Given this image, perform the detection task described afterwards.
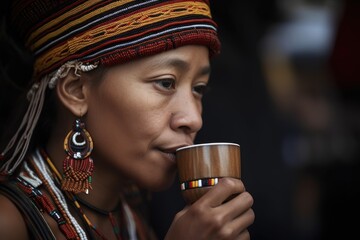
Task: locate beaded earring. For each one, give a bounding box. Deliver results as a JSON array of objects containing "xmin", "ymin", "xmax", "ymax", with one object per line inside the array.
[{"xmin": 62, "ymin": 118, "xmax": 94, "ymax": 194}]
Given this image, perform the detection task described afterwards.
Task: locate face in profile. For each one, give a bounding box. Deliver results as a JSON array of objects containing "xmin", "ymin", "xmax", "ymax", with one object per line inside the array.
[{"xmin": 86, "ymin": 45, "xmax": 211, "ymax": 190}]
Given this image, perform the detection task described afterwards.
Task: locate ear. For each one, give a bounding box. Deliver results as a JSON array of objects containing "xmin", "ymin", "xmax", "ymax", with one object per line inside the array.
[{"xmin": 56, "ymin": 71, "xmax": 89, "ymax": 116}]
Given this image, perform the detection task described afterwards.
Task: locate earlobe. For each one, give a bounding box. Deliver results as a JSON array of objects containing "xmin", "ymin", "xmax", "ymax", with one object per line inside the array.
[{"xmin": 56, "ymin": 71, "xmax": 89, "ymax": 116}]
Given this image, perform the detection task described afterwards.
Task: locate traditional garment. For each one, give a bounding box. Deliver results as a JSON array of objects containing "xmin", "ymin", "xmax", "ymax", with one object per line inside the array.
[{"xmin": 1, "ymin": 148, "xmax": 157, "ymax": 240}]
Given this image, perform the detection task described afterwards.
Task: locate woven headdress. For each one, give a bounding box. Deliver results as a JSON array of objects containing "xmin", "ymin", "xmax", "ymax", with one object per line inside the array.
[{"xmin": 0, "ymin": 0, "xmax": 220, "ymax": 175}]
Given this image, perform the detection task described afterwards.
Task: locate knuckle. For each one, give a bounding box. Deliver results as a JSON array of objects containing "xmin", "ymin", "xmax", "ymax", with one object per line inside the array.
[
  {"xmin": 189, "ymin": 204, "xmax": 206, "ymax": 216},
  {"xmin": 220, "ymin": 178, "xmax": 237, "ymax": 188},
  {"xmin": 248, "ymin": 208, "xmax": 255, "ymax": 224},
  {"xmin": 245, "ymin": 208, "xmax": 255, "ymax": 226},
  {"xmin": 217, "ymin": 226, "xmax": 236, "ymax": 240},
  {"xmin": 239, "ymin": 229, "xmax": 250, "ymax": 240},
  {"xmin": 220, "ymin": 178, "xmax": 246, "ymax": 194},
  {"xmin": 211, "ymin": 213, "xmax": 226, "ymax": 230},
  {"xmin": 188, "ymin": 204, "xmax": 213, "ymax": 224},
  {"xmin": 242, "ymin": 209, "xmax": 255, "ymax": 229},
  {"xmin": 242, "ymin": 191, "xmax": 254, "ymax": 206}
]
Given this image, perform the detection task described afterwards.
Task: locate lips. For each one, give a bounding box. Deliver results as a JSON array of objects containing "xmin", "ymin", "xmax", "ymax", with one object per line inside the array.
[{"xmin": 158, "ymin": 144, "xmax": 190, "ymax": 163}]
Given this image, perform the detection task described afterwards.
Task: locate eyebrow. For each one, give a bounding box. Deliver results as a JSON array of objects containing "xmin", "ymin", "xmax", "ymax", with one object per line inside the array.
[{"xmin": 149, "ymin": 57, "xmax": 211, "ymax": 77}]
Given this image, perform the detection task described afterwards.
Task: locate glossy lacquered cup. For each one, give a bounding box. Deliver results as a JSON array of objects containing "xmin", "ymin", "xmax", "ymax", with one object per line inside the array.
[{"xmin": 176, "ymin": 142, "xmax": 241, "ymax": 204}]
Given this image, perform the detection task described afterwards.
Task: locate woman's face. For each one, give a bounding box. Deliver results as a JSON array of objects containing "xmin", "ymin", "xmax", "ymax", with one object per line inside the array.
[{"xmin": 86, "ymin": 45, "xmax": 210, "ymax": 190}]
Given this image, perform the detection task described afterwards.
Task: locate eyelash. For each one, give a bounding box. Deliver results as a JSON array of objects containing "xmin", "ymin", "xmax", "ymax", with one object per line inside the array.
[
  {"xmin": 154, "ymin": 79, "xmax": 208, "ymax": 97},
  {"xmin": 155, "ymin": 79, "xmax": 176, "ymax": 91},
  {"xmin": 193, "ymin": 84, "xmax": 208, "ymax": 97}
]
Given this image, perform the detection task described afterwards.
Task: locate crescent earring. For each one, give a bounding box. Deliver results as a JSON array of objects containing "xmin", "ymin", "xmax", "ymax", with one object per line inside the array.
[{"xmin": 62, "ymin": 118, "xmax": 94, "ymax": 194}]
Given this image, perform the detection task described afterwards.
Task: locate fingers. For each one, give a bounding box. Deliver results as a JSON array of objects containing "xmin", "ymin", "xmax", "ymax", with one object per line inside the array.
[
  {"xmin": 195, "ymin": 178, "xmax": 255, "ymax": 239},
  {"xmin": 236, "ymin": 229, "xmax": 251, "ymax": 240},
  {"xmin": 226, "ymin": 208, "xmax": 255, "ymax": 238},
  {"xmin": 217, "ymin": 229, "xmax": 250, "ymax": 240},
  {"xmin": 206, "ymin": 207, "xmax": 254, "ymax": 240},
  {"xmin": 177, "ymin": 178, "xmax": 255, "ymax": 240},
  {"xmin": 221, "ymin": 190, "xmax": 254, "ymax": 221},
  {"xmin": 209, "ymin": 198, "xmax": 255, "ymax": 239},
  {"xmin": 198, "ymin": 177, "xmax": 246, "ymax": 207}
]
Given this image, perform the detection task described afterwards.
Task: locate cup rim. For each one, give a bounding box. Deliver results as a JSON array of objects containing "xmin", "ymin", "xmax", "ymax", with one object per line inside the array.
[{"xmin": 176, "ymin": 142, "xmax": 240, "ymax": 152}]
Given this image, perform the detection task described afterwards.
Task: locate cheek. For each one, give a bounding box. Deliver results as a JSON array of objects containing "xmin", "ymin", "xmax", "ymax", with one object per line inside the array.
[{"xmin": 86, "ymin": 85, "xmax": 167, "ymax": 165}]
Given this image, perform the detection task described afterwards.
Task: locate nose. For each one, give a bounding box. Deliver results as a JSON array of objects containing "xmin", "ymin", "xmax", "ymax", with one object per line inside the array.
[{"xmin": 170, "ymin": 94, "xmax": 203, "ymax": 134}]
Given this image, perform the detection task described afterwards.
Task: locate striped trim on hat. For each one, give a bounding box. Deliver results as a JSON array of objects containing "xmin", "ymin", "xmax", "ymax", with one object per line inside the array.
[{"xmin": 10, "ymin": 0, "xmax": 220, "ymax": 80}]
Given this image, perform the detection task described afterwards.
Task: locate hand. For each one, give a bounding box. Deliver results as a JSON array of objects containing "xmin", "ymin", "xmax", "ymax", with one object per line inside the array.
[{"xmin": 164, "ymin": 178, "xmax": 255, "ymax": 240}]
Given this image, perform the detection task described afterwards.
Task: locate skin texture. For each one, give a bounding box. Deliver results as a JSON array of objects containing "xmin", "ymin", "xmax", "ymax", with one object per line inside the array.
[
  {"xmin": 0, "ymin": 45, "xmax": 254, "ymax": 239},
  {"xmin": 0, "ymin": 194, "xmax": 29, "ymax": 240},
  {"xmin": 85, "ymin": 45, "xmax": 209, "ymax": 191}
]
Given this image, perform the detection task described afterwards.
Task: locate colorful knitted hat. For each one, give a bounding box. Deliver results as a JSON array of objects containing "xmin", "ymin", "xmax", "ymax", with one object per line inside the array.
[
  {"xmin": 0, "ymin": 0, "xmax": 221, "ymax": 175},
  {"xmin": 10, "ymin": 0, "xmax": 220, "ymax": 80}
]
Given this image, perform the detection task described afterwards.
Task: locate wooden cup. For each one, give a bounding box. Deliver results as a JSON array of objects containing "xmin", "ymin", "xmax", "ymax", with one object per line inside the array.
[{"xmin": 176, "ymin": 142, "xmax": 241, "ymax": 204}]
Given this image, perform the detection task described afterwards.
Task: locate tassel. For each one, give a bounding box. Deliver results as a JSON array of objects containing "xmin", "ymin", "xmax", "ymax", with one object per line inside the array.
[
  {"xmin": 62, "ymin": 156, "xmax": 93, "ymax": 194},
  {"xmin": 62, "ymin": 119, "xmax": 94, "ymax": 194}
]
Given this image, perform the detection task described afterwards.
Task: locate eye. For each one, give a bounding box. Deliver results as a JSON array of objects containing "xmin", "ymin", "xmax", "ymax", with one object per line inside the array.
[
  {"xmin": 154, "ymin": 78, "xmax": 176, "ymax": 90},
  {"xmin": 193, "ymin": 83, "xmax": 209, "ymax": 97}
]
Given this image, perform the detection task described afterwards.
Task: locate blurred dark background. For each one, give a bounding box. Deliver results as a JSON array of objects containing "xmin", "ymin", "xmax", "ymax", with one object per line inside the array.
[
  {"xmin": 150, "ymin": 0, "xmax": 360, "ymax": 240},
  {"xmin": 1, "ymin": 0, "xmax": 359, "ymax": 239}
]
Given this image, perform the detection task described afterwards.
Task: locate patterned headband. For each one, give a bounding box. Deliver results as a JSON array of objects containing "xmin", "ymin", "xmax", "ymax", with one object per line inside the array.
[
  {"xmin": 1, "ymin": 0, "xmax": 220, "ymax": 175},
  {"xmin": 10, "ymin": 0, "xmax": 221, "ymax": 80}
]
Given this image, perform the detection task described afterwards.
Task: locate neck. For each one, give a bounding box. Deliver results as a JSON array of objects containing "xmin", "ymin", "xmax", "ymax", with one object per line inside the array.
[{"xmin": 76, "ymin": 163, "xmax": 124, "ymax": 212}]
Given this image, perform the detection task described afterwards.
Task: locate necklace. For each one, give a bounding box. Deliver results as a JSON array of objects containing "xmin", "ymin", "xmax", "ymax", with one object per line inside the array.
[
  {"xmin": 76, "ymin": 197, "xmax": 121, "ymax": 216},
  {"xmin": 39, "ymin": 148, "xmax": 124, "ymax": 240}
]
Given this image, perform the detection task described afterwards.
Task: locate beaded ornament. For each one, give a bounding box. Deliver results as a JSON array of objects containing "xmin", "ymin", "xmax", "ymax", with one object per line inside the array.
[
  {"xmin": 180, "ymin": 177, "xmax": 220, "ymax": 190},
  {"xmin": 62, "ymin": 119, "xmax": 94, "ymax": 194}
]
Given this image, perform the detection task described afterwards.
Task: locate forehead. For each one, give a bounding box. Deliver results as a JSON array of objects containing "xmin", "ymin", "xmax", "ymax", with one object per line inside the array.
[
  {"xmin": 91, "ymin": 46, "xmax": 210, "ymax": 88},
  {"xmin": 114, "ymin": 45, "xmax": 210, "ymax": 71}
]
